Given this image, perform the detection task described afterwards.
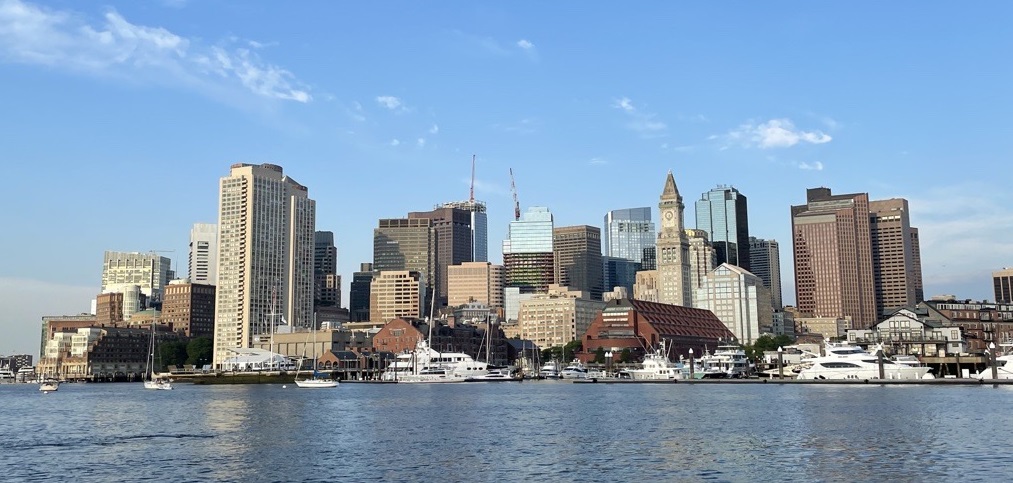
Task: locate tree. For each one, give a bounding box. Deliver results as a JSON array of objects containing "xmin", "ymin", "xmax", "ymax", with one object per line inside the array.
[
  {"xmin": 186, "ymin": 337, "xmax": 214, "ymax": 367},
  {"xmin": 744, "ymin": 334, "xmax": 795, "ymax": 361},
  {"xmin": 619, "ymin": 347, "xmax": 632, "ymax": 363},
  {"xmin": 157, "ymin": 341, "xmax": 188, "ymax": 371},
  {"xmin": 593, "ymin": 346, "xmax": 606, "ymax": 364},
  {"xmin": 563, "ymin": 340, "xmax": 582, "ymax": 361}
]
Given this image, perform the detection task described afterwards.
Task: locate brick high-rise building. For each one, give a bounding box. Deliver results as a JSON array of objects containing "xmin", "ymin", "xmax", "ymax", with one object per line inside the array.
[
  {"xmin": 213, "ymin": 163, "xmax": 315, "ymax": 367},
  {"xmin": 791, "ymin": 188, "xmax": 876, "ymax": 327},
  {"xmin": 373, "ymin": 218, "xmax": 435, "ymax": 307},
  {"xmin": 162, "ymin": 279, "xmax": 216, "ymax": 337},
  {"xmin": 553, "ymin": 225, "xmax": 604, "ymax": 301}
]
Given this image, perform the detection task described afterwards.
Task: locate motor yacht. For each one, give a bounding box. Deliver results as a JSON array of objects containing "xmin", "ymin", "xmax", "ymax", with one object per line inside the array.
[
  {"xmin": 972, "ymin": 354, "xmax": 1013, "ymax": 380},
  {"xmin": 796, "ymin": 342, "xmax": 932, "ymax": 380},
  {"xmin": 621, "ymin": 341, "xmax": 686, "ymax": 381},
  {"xmin": 465, "ymin": 368, "xmax": 521, "ymax": 382},
  {"xmin": 559, "ymin": 360, "xmax": 589, "ymax": 379},
  {"xmin": 381, "ymin": 338, "xmax": 489, "ymax": 383},
  {"xmin": 538, "ymin": 361, "xmax": 561, "ymax": 379},
  {"xmin": 698, "ymin": 343, "xmax": 752, "ymax": 378}
]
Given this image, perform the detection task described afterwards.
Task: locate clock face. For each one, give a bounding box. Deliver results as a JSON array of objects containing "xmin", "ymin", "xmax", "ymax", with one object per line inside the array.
[
  {"xmin": 664, "ymin": 210, "xmax": 674, "ymax": 220},
  {"xmin": 663, "ymin": 209, "xmax": 675, "ymax": 226}
]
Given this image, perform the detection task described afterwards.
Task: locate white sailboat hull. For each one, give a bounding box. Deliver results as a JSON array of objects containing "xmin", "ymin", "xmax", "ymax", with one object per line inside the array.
[
  {"xmin": 144, "ymin": 379, "xmax": 173, "ymax": 390},
  {"xmin": 294, "ymin": 378, "xmax": 338, "ymax": 388}
]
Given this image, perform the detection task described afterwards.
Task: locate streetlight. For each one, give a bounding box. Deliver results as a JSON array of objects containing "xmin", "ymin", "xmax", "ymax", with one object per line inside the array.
[
  {"xmin": 990, "ymin": 342, "xmax": 998, "ymax": 380},
  {"xmin": 605, "ymin": 350, "xmax": 613, "ymax": 375},
  {"xmin": 777, "ymin": 346, "xmax": 784, "ymax": 380},
  {"xmin": 688, "ymin": 348, "xmax": 695, "ymax": 379}
]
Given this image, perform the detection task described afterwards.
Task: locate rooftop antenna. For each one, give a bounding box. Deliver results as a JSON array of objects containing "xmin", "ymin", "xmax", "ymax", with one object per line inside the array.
[
  {"xmin": 469, "ymin": 154, "xmax": 476, "ymax": 203},
  {"xmin": 509, "ymin": 168, "xmax": 520, "ymax": 220}
]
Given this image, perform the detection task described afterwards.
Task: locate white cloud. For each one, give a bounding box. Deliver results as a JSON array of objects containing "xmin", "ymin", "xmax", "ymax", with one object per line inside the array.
[
  {"xmin": 517, "ymin": 39, "xmax": 534, "ymax": 50},
  {"xmin": 720, "ymin": 118, "xmax": 832, "ymax": 149},
  {"xmin": 798, "ymin": 161, "xmax": 824, "ymax": 171},
  {"xmin": 429, "ymin": 124, "xmax": 439, "ymax": 134},
  {"xmin": 612, "ymin": 97, "xmax": 635, "ymax": 112},
  {"xmin": 589, "ymin": 157, "xmax": 608, "ymax": 166},
  {"xmin": 375, "ymin": 95, "xmax": 403, "ymax": 110},
  {"xmin": 0, "ymin": 0, "xmax": 311, "ymax": 103},
  {"xmin": 417, "ymin": 138, "xmax": 426, "ymax": 148},
  {"xmin": 389, "ymin": 138, "xmax": 400, "ymax": 146}
]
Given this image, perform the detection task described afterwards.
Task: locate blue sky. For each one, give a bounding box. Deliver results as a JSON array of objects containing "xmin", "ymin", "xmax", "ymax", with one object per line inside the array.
[{"xmin": 2, "ymin": 1, "xmax": 1011, "ymax": 356}]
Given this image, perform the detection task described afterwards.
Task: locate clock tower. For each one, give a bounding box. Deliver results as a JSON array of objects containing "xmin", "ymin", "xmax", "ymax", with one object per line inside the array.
[{"xmin": 657, "ymin": 170, "xmax": 692, "ymax": 306}]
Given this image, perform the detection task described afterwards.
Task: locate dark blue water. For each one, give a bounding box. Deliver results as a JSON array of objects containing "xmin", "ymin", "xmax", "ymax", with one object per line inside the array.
[{"xmin": 2, "ymin": 381, "xmax": 1011, "ymax": 482}]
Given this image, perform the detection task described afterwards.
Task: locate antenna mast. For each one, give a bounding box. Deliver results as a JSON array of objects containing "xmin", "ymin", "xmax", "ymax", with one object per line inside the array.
[
  {"xmin": 469, "ymin": 154, "xmax": 476, "ymax": 203},
  {"xmin": 509, "ymin": 168, "xmax": 520, "ymax": 220}
]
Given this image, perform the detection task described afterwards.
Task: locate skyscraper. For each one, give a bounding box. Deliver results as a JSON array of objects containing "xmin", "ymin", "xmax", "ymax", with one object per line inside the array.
[
  {"xmin": 408, "ymin": 207, "xmax": 474, "ymax": 308},
  {"xmin": 373, "ymin": 217, "xmax": 435, "ymax": 294},
  {"xmin": 869, "ymin": 198, "xmax": 923, "ymax": 314},
  {"xmin": 503, "ymin": 206, "xmax": 554, "ymax": 293},
  {"xmin": 314, "ymin": 231, "xmax": 340, "ymax": 310},
  {"xmin": 995, "ymin": 268, "xmax": 1013, "ymax": 304},
  {"xmin": 349, "ymin": 262, "xmax": 375, "ymax": 322},
  {"xmin": 791, "ymin": 187, "xmax": 875, "ymax": 327},
  {"xmin": 370, "ymin": 271, "xmax": 424, "ymax": 322},
  {"xmin": 438, "ymin": 200, "xmax": 488, "ymax": 262},
  {"xmin": 448, "ymin": 261, "xmax": 505, "ymax": 309},
  {"xmin": 553, "ymin": 225, "xmax": 604, "ymax": 300},
  {"xmin": 101, "ymin": 251, "xmax": 175, "ymax": 304},
  {"xmin": 603, "ymin": 207, "xmax": 656, "ymax": 264},
  {"xmin": 748, "ymin": 236, "xmax": 782, "ymax": 310},
  {"xmin": 213, "ymin": 163, "xmax": 315, "ymax": 367},
  {"xmin": 189, "ymin": 223, "xmax": 218, "ymax": 285},
  {"xmin": 656, "ymin": 171, "xmax": 692, "ymax": 306},
  {"xmin": 695, "ymin": 185, "xmax": 750, "ymax": 271}
]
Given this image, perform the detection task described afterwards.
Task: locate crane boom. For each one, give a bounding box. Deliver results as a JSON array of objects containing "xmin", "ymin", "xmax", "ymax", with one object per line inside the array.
[
  {"xmin": 469, "ymin": 154, "xmax": 476, "ymax": 203},
  {"xmin": 509, "ymin": 168, "xmax": 520, "ymax": 220}
]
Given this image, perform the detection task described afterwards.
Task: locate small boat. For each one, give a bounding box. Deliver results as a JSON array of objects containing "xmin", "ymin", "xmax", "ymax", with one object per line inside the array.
[
  {"xmin": 39, "ymin": 378, "xmax": 60, "ymax": 392},
  {"xmin": 143, "ymin": 323, "xmax": 173, "ymax": 390},
  {"xmin": 294, "ymin": 320, "xmax": 338, "ymax": 388}
]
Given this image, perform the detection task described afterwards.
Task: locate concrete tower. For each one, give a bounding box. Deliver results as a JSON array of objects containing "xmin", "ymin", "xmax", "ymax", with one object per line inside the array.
[
  {"xmin": 656, "ymin": 171, "xmax": 692, "ymax": 306},
  {"xmin": 213, "ymin": 163, "xmax": 315, "ymax": 367},
  {"xmin": 189, "ymin": 223, "xmax": 218, "ymax": 285}
]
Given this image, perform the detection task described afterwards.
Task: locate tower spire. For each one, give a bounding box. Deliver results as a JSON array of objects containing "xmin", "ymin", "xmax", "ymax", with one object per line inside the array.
[{"xmin": 661, "ymin": 170, "xmax": 680, "ymax": 199}]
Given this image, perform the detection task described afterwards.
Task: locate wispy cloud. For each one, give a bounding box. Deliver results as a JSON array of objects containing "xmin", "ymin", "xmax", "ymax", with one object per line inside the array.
[
  {"xmin": 389, "ymin": 138, "xmax": 400, "ymax": 146},
  {"xmin": 798, "ymin": 161, "xmax": 824, "ymax": 171},
  {"xmin": 717, "ymin": 118, "xmax": 831, "ymax": 149},
  {"xmin": 416, "ymin": 138, "xmax": 426, "ymax": 148},
  {"xmin": 589, "ymin": 157, "xmax": 608, "ymax": 166},
  {"xmin": 375, "ymin": 95, "xmax": 403, "ymax": 111},
  {"xmin": 612, "ymin": 96, "xmax": 667, "ymax": 138},
  {"xmin": 517, "ymin": 39, "xmax": 534, "ymax": 50},
  {"xmin": 429, "ymin": 124, "xmax": 439, "ymax": 134},
  {"xmin": 0, "ymin": 0, "xmax": 311, "ymax": 103}
]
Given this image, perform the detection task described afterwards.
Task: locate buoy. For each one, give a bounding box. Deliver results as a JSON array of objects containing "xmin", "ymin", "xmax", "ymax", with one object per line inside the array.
[{"xmin": 282, "ymin": 385, "xmax": 287, "ymax": 388}]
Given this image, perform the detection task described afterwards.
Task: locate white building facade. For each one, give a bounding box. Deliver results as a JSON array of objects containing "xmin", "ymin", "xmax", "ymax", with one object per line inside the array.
[{"xmin": 695, "ymin": 263, "xmax": 772, "ymax": 344}]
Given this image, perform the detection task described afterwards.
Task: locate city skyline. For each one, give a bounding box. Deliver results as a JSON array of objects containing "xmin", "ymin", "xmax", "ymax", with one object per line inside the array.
[{"xmin": 3, "ymin": 1, "xmax": 1012, "ymax": 356}]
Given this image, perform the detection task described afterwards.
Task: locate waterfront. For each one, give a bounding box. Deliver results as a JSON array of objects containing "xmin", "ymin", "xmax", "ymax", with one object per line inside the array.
[{"xmin": 3, "ymin": 382, "xmax": 1012, "ymax": 482}]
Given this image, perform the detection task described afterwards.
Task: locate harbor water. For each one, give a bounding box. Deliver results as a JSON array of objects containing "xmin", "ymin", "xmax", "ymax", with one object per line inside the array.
[{"xmin": 3, "ymin": 381, "xmax": 1011, "ymax": 482}]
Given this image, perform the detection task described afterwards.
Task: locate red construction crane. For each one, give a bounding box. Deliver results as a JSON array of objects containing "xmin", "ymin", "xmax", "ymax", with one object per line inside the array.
[{"xmin": 509, "ymin": 168, "xmax": 520, "ymax": 220}]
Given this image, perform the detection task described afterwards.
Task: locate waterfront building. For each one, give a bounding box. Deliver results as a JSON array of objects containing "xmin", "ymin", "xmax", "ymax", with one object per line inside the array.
[
  {"xmin": 579, "ymin": 298, "xmax": 736, "ymax": 363},
  {"xmin": 101, "ymin": 251, "xmax": 175, "ymax": 304},
  {"xmin": 791, "ymin": 188, "xmax": 876, "ymax": 328},
  {"xmin": 503, "ymin": 206, "xmax": 555, "ymax": 294},
  {"xmin": 251, "ymin": 327, "xmax": 372, "ymax": 360},
  {"xmin": 847, "ymin": 308, "xmax": 965, "ymax": 356},
  {"xmin": 553, "ymin": 225, "xmax": 604, "ymax": 301},
  {"xmin": 373, "ymin": 217, "xmax": 435, "ymax": 304},
  {"xmin": 408, "ymin": 207, "xmax": 474, "ymax": 308},
  {"xmin": 918, "ymin": 297, "xmax": 1013, "ymax": 352},
  {"xmin": 695, "ymin": 185, "xmax": 750, "ymax": 270},
  {"xmin": 349, "ymin": 263, "xmax": 375, "ymax": 322},
  {"xmin": 438, "ymin": 200, "xmax": 488, "ymax": 262},
  {"xmin": 189, "ymin": 223, "xmax": 218, "ymax": 285},
  {"xmin": 40, "ymin": 315, "xmax": 97, "ymax": 356},
  {"xmin": 314, "ymin": 231, "xmax": 341, "ymax": 312},
  {"xmin": 516, "ymin": 285, "xmax": 605, "ymax": 349},
  {"xmin": 369, "ymin": 271, "xmax": 424, "ymax": 322},
  {"xmin": 100, "ymin": 284, "xmax": 145, "ymax": 320},
  {"xmin": 748, "ymin": 236, "xmax": 783, "ymax": 310},
  {"xmin": 685, "ymin": 229, "xmax": 716, "ymax": 307},
  {"xmin": 996, "ymin": 268, "xmax": 1013, "ymax": 304},
  {"xmin": 694, "ymin": 264, "xmax": 772, "ymax": 344},
  {"xmin": 869, "ymin": 198, "xmax": 924, "ymax": 315},
  {"xmin": 213, "ymin": 163, "xmax": 316, "ymax": 368},
  {"xmin": 162, "ymin": 279, "xmax": 216, "ymax": 337},
  {"xmin": 447, "ymin": 261, "xmax": 505, "ymax": 310},
  {"xmin": 603, "ymin": 206, "xmax": 655, "ymax": 266},
  {"xmin": 656, "ymin": 171, "xmax": 692, "ymax": 306},
  {"xmin": 36, "ymin": 325, "xmax": 181, "ymax": 381},
  {"xmin": 633, "ymin": 270, "xmax": 660, "ymax": 303},
  {"xmin": 603, "ymin": 256, "xmax": 640, "ymax": 296}
]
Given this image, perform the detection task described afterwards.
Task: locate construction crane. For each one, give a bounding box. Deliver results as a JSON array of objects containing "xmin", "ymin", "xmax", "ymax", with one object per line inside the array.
[
  {"xmin": 509, "ymin": 168, "xmax": 520, "ymax": 220},
  {"xmin": 469, "ymin": 154, "xmax": 476, "ymax": 203}
]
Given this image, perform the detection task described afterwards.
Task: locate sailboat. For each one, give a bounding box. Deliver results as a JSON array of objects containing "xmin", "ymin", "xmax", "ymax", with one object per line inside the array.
[
  {"xmin": 143, "ymin": 323, "xmax": 173, "ymax": 390},
  {"xmin": 295, "ymin": 316, "xmax": 338, "ymax": 388}
]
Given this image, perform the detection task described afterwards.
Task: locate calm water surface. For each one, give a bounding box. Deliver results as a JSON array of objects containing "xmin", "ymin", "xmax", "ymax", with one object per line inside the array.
[{"xmin": 2, "ymin": 381, "xmax": 1011, "ymax": 482}]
